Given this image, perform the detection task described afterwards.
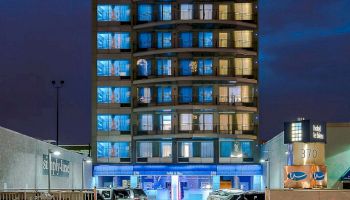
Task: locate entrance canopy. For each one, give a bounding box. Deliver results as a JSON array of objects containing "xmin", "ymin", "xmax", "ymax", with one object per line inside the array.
[{"xmin": 93, "ymin": 164, "xmax": 262, "ymax": 176}]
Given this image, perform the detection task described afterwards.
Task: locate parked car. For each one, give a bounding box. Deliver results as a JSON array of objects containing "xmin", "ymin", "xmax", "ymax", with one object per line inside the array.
[
  {"xmin": 97, "ymin": 188, "xmax": 147, "ymax": 200},
  {"xmin": 207, "ymin": 189, "xmax": 264, "ymax": 200}
]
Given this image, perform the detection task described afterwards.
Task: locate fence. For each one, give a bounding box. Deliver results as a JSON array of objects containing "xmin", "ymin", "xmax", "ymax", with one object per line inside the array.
[{"xmin": 0, "ymin": 190, "xmax": 95, "ymax": 200}]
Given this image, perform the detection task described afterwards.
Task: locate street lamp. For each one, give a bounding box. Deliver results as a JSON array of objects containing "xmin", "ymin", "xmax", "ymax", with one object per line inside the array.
[
  {"xmin": 51, "ymin": 80, "xmax": 64, "ymax": 145},
  {"xmin": 260, "ymin": 159, "xmax": 270, "ymax": 189},
  {"xmin": 82, "ymin": 157, "xmax": 92, "ymax": 190},
  {"xmin": 48, "ymin": 149, "xmax": 61, "ymax": 192}
]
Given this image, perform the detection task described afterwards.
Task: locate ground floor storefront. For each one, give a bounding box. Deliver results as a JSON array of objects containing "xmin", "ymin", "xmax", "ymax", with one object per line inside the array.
[{"xmin": 93, "ymin": 164, "xmax": 263, "ymax": 200}]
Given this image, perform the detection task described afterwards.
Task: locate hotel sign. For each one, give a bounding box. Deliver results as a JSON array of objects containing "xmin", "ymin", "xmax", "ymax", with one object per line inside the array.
[
  {"xmin": 292, "ymin": 142, "xmax": 325, "ymax": 165},
  {"xmin": 284, "ymin": 120, "xmax": 326, "ymax": 144},
  {"xmin": 42, "ymin": 155, "xmax": 70, "ymax": 177},
  {"xmin": 284, "ymin": 165, "xmax": 327, "ymax": 189}
]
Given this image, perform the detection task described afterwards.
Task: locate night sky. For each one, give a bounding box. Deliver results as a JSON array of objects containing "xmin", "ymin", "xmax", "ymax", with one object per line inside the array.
[{"xmin": 0, "ymin": 0, "xmax": 349, "ymax": 144}]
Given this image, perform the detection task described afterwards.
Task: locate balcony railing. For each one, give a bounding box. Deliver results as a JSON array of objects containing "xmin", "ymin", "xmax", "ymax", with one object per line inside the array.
[
  {"xmin": 133, "ymin": 95, "xmax": 257, "ymax": 108},
  {"xmin": 133, "ymin": 124, "xmax": 257, "ymax": 136}
]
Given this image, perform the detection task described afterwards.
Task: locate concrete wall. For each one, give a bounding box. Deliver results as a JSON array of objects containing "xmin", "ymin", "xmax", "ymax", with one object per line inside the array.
[
  {"xmin": 326, "ymin": 123, "xmax": 350, "ymax": 189},
  {"xmin": 0, "ymin": 126, "xmax": 92, "ymax": 190}
]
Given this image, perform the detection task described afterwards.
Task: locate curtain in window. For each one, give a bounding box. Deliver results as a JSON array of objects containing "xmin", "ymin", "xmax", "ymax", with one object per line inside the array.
[
  {"xmin": 201, "ymin": 142, "xmax": 213, "ymax": 157},
  {"xmin": 160, "ymin": 114, "xmax": 172, "ymax": 130},
  {"xmin": 161, "ymin": 142, "xmax": 172, "ymax": 157},
  {"xmin": 97, "ymin": 5, "xmax": 111, "ymax": 21},
  {"xmin": 198, "ymin": 86, "xmax": 213, "ymax": 103},
  {"xmin": 241, "ymin": 141, "xmax": 252, "ymax": 157},
  {"xmin": 235, "ymin": 58, "xmax": 253, "ymax": 75},
  {"xmin": 179, "ymin": 32, "xmax": 193, "ymax": 48},
  {"xmin": 97, "ymin": 115, "xmax": 111, "ymax": 131},
  {"xmin": 198, "ymin": 32, "xmax": 213, "ymax": 47},
  {"xmin": 138, "ymin": 4, "xmax": 153, "ymax": 21},
  {"xmin": 113, "ymin": 33, "xmax": 130, "ymax": 49},
  {"xmin": 180, "ymin": 114, "xmax": 192, "ymax": 131},
  {"xmin": 139, "ymin": 114, "xmax": 153, "ymax": 131},
  {"xmin": 112, "ymin": 87, "xmax": 131, "ymax": 103},
  {"xmin": 219, "ymin": 5, "xmax": 229, "ymax": 20},
  {"xmin": 157, "ymin": 32, "xmax": 172, "ymax": 48},
  {"xmin": 112, "ymin": 115, "xmax": 131, "ymax": 131},
  {"xmin": 198, "ymin": 59, "xmax": 213, "ymax": 75},
  {"xmin": 111, "ymin": 5, "xmax": 130, "ymax": 21},
  {"xmin": 137, "ymin": 59, "xmax": 152, "ymax": 76},
  {"xmin": 159, "ymin": 4, "xmax": 172, "ymax": 20},
  {"xmin": 234, "ymin": 30, "xmax": 253, "ymax": 48},
  {"xmin": 139, "ymin": 142, "xmax": 153, "ymax": 157},
  {"xmin": 138, "ymin": 87, "xmax": 151, "ymax": 103},
  {"xmin": 181, "ymin": 142, "xmax": 193, "ymax": 157},
  {"xmin": 157, "ymin": 59, "xmax": 172, "ymax": 75},
  {"xmin": 199, "ymin": 114, "xmax": 213, "ymax": 130},
  {"xmin": 97, "ymin": 87, "xmax": 111, "ymax": 103},
  {"xmin": 179, "ymin": 87, "xmax": 192, "ymax": 103},
  {"xmin": 180, "ymin": 4, "xmax": 193, "ymax": 20},
  {"xmin": 179, "ymin": 59, "xmax": 192, "ymax": 76},
  {"xmin": 139, "ymin": 32, "xmax": 152, "ymax": 48},
  {"xmin": 219, "ymin": 114, "xmax": 233, "ymax": 133},
  {"xmin": 234, "ymin": 3, "xmax": 253, "ymax": 20},
  {"xmin": 219, "ymin": 59, "xmax": 229, "ymax": 75},
  {"xmin": 97, "ymin": 142, "xmax": 110, "ymax": 158},
  {"xmin": 113, "ymin": 60, "xmax": 130, "ymax": 76},
  {"xmin": 199, "ymin": 4, "xmax": 213, "ymax": 20},
  {"xmin": 236, "ymin": 113, "xmax": 251, "ymax": 130},
  {"xmin": 157, "ymin": 86, "xmax": 172, "ymax": 103},
  {"xmin": 220, "ymin": 141, "xmax": 232, "ymax": 157}
]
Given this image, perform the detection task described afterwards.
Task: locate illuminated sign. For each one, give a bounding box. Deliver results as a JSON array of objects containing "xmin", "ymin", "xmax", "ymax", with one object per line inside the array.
[
  {"xmin": 292, "ymin": 142, "xmax": 325, "ymax": 165},
  {"xmin": 284, "ymin": 165, "xmax": 327, "ymax": 188},
  {"xmin": 42, "ymin": 155, "xmax": 70, "ymax": 177},
  {"xmin": 284, "ymin": 120, "xmax": 326, "ymax": 144},
  {"xmin": 312, "ymin": 125, "xmax": 324, "ymax": 140}
]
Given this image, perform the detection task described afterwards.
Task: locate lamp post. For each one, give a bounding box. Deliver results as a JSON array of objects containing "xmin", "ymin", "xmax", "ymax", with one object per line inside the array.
[
  {"xmin": 51, "ymin": 80, "xmax": 64, "ymax": 145},
  {"xmin": 48, "ymin": 149, "xmax": 61, "ymax": 193},
  {"xmin": 82, "ymin": 158, "xmax": 92, "ymax": 190}
]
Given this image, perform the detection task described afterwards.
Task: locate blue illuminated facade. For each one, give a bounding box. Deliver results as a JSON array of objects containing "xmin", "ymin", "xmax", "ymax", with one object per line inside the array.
[{"xmin": 93, "ymin": 0, "xmax": 260, "ymax": 198}]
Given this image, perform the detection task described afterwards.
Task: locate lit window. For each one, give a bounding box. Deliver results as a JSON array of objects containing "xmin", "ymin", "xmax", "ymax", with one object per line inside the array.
[
  {"xmin": 198, "ymin": 32, "xmax": 213, "ymax": 47},
  {"xmin": 236, "ymin": 113, "xmax": 251, "ymax": 131},
  {"xmin": 159, "ymin": 4, "xmax": 172, "ymax": 20},
  {"xmin": 234, "ymin": 30, "xmax": 253, "ymax": 48},
  {"xmin": 291, "ymin": 122, "xmax": 303, "ymax": 142},
  {"xmin": 199, "ymin": 114, "xmax": 213, "ymax": 131},
  {"xmin": 234, "ymin": 3, "xmax": 253, "ymax": 20},
  {"xmin": 198, "ymin": 59, "xmax": 213, "ymax": 75},
  {"xmin": 97, "ymin": 32, "xmax": 130, "ymax": 49},
  {"xmin": 219, "ymin": 114, "xmax": 233, "ymax": 133},
  {"xmin": 199, "ymin": 4, "xmax": 213, "ymax": 20},
  {"xmin": 157, "ymin": 86, "xmax": 172, "ymax": 103},
  {"xmin": 97, "ymin": 87, "xmax": 131, "ymax": 103},
  {"xmin": 97, "ymin": 142, "xmax": 130, "ymax": 158},
  {"xmin": 219, "ymin": 32, "xmax": 228, "ymax": 47},
  {"xmin": 97, "ymin": 114, "xmax": 130, "ymax": 131},
  {"xmin": 139, "ymin": 114, "xmax": 153, "ymax": 131},
  {"xmin": 219, "ymin": 59, "xmax": 229, "ymax": 75},
  {"xmin": 160, "ymin": 114, "xmax": 172, "ymax": 131},
  {"xmin": 137, "ymin": 59, "xmax": 152, "ymax": 77},
  {"xmin": 235, "ymin": 58, "xmax": 253, "ymax": 75},
  {"xmin": 180, "ymin": 114, "xmax": 192, "ymax": 131},
  {"xmin": 180, "ymin": 142, "xmax": 192, "ymax": 157},
  {"xmin": 97, "ymin": 5, "xmax": 131, "ymax": 22},
  {"xmin": 180, "ymin": 4, "xmax": 193, "ymax": 20},
  {"xmin": 201, "ymin": 142, "xmax": 214, "ymax": 158},
  {"xmin": 138, "ymin": 87, "xmax": 152, "ymax": 103},
  {"xmin": 157, "ymin": 32, "xmax": 172, "ymax": 48},
  {"xmin": 138, "ymin": 4, "xmax": 153, "ymax": 21},
  {"xmin": 179, "ymin": 32, "xmax": 193, "ymax": 48},
  {"xmin": 138, "ymin": 142, "xmax": 152, "ymax": 157},
  {"xmin": 97, "ymin": 59, "xmax": 130, "ymax": 77},
  {"xmin": 198, "ymin": 86, "xmax": 213, "ymax": 103},
  {"xmin": 161, "ymin": 142, "xmax": 172, "ymax": 157},
  {"xmin": 219, "ymin": 5, "xmax": 229, "ymax": 20},
  {"xmin": 156, "ymin": 59, "xmax": 172, "ymax": 76}
]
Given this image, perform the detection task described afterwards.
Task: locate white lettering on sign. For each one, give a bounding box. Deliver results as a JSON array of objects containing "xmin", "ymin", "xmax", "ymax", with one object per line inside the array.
[{"xmin": 312, "ymin": 125, "xmax": 324, "ymax": 140}]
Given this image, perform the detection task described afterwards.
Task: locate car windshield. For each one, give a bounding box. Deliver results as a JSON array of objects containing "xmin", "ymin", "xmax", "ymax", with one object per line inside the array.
[{"xmin": 133, "ymin": 189, "xmax": 146, "ymax": 197}]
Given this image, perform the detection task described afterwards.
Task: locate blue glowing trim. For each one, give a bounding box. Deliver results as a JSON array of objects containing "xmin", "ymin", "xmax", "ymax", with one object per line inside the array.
[{"xmin": 93, "ymin": 164, "xmax": 262, "ymax": 176}]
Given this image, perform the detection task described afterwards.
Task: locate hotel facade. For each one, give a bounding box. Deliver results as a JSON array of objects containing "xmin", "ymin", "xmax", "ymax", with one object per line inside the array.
[{"xmin": 92, "ymin": 0, "xmax": 262, "ymax": 199}]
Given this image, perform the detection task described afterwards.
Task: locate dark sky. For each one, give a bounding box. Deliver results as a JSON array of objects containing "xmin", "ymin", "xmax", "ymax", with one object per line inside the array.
[{"xmin": 0, "ymin": 0, "xmax": 349, "ymax": 144}]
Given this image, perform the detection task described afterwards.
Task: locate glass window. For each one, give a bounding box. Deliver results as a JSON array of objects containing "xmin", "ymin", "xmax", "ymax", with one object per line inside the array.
[
  {"xmin": 138, "ymin": 4, "xmax": 153, "ymax": 21},
  {"xmin": 198, "ymin": 32, "xmax": 213, "ymax": 47},
  {"xmin": 219, "ymin": 32, "xmax": 228, "ymax": 47},
  {"xmin": 97, "ymin": 142, "xmax": 110, "ymax": 158},
  {"xmin": 198, "ymin": 86, "xmax": 213, "ymax": 103},
  {"xmin": 137, "ymin": 59, "xmax": 152, "ymax": 76},
  {"xmin": 159, "ymin": 4, "xmax": 172, "ymax": 20},
  {"xmin": 161, "ymin": 142, "xmax": 172, "ymax": 157},
  {"xmin": 139, "ymin": 32, "xmax": 152, "ymax": 49},
  {"xmin": 157, "ymin": 32, "xmax": 172, "ymax": 48},
  {"xmin": 199, "ymin": 4, "xmax": 213, "ymax": 20},
  {"xmin": 97, "ymin": 5, "xmax": 131, "ymax": 22},
  {"xmin": 198, "ymin": 59, "xmax": 213, "ymax": 75},
  {"xmin": 97, "ymin": 87, "xmax": 131, "ymax": 103},
  {"xmin": 157, "ymin": 86, "xmax": 172, "ymax": 103},
  {"xmin": 180, "ymin": 4, "xmax": 193, "ymax": 20},
  {"xmin": 179, "ymin": 32, "xmax": 193, "ymax": 48},
  {"xmin": 219, "ymin": 114, "xmax": 233, "ymax": 133},
  {"xmin": 234, "ymin": 30, "xmax": 253, "ymax": 48},
  {"xmin": 97, "ymin": 114, "xmax": 130, "ymax": 131},
  {"xmin": 180, "ymin": 114, "xmax": 192, "ymax": 131},
  {"xmin": 201, "ymin": 142, "xmax": 213, "ymax": 157},
  {"xmin": 199, "ymin": 114, "xmax": 213, "ymax": 130},
  {"xmin": 235, "ymin": 58, "xmax": 253, "ymax": 75},
  {"xmin": 97, "ymin": 60, "xmax": 130, "ymax": 77},
  {"xmin": 139, "ymin": 114, "xmax": 153, "ymax": 131},
  {"xmin": 179, "ymin": 59, "xmax": 193, "ymax": 76},
  {"xmin": 110, "ymin": 142, "xmax": 130, "ymax": 158},
  {"xmin": 138, "ymin": 87, "xmax": 152, "ymax": 103},
  {"xmin": 241, "ymin": 141, "xmax": 252, "ymax": 157},
  {"xmin": 236, "ymin": 113, "xmax": 252, "ymax": 131},
  {"xmin": 179, "ymin": 87, "xmax": 192, "ymax": 103},
  {"xmin": 138, "ymin": 142, "xmax": 152, "ymax": 157},
  {"xmin": 234, "ymin": 3, "xmax": 253, "ymax": 20},
  {"xmin": 291, "ymin": 122, "xmax": 302, "ymax": 142},
  {"xmin": 160, "ymin": 114, "xmax": 172, "ymax": 130},
  {"xmin": 220, "ymin": 141, "xmax": 232, "ymax": 157},
  {"xmin": 157, "ymin": 59, "xmax": 172, "ymax": 76},
  {"xmin": 219, "ymin": 5, "xmax": 229, "ymax": 20},
  {"xmin": 219, "ymin": 86, "xmax": 241, "ymax": 103},
  {"xmin": 219, "ymin": 59, "xmax": 229, "ymax": 75},
  {"xmin": 97, "ymin": 32, "xmax": 130, "ymax": 49},
  {"xmin": 180, "ymin": 142, "xmax": 193, "ymax": 157}
]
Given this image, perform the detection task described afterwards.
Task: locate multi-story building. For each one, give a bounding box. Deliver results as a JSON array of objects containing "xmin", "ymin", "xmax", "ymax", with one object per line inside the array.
[{"xmin": 92, "ymin": 0, "xmax": 262, "ymax": 199}]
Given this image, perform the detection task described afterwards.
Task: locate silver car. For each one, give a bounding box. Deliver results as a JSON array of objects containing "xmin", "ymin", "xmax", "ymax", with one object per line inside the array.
[{"xmin": 98, "ymin": 188, "xmax": 147, "ymax": 200}]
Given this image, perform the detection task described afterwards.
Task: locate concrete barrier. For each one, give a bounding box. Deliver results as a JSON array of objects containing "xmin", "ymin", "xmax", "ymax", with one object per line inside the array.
[{"xmin": 266, "ymin": 189, "xmax": 350, "ymax": 200}]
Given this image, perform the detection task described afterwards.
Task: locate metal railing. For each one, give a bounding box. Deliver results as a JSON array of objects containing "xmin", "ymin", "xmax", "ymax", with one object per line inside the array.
[{"xmin": 0, "ymin": 189, "xmax": 95, "ymax": 200}]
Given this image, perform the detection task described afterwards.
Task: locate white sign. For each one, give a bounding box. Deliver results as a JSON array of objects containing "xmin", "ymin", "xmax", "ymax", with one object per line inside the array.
[{"xmin": 312, "ymin": 125, "xmax": 324, "ymax": 140}]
